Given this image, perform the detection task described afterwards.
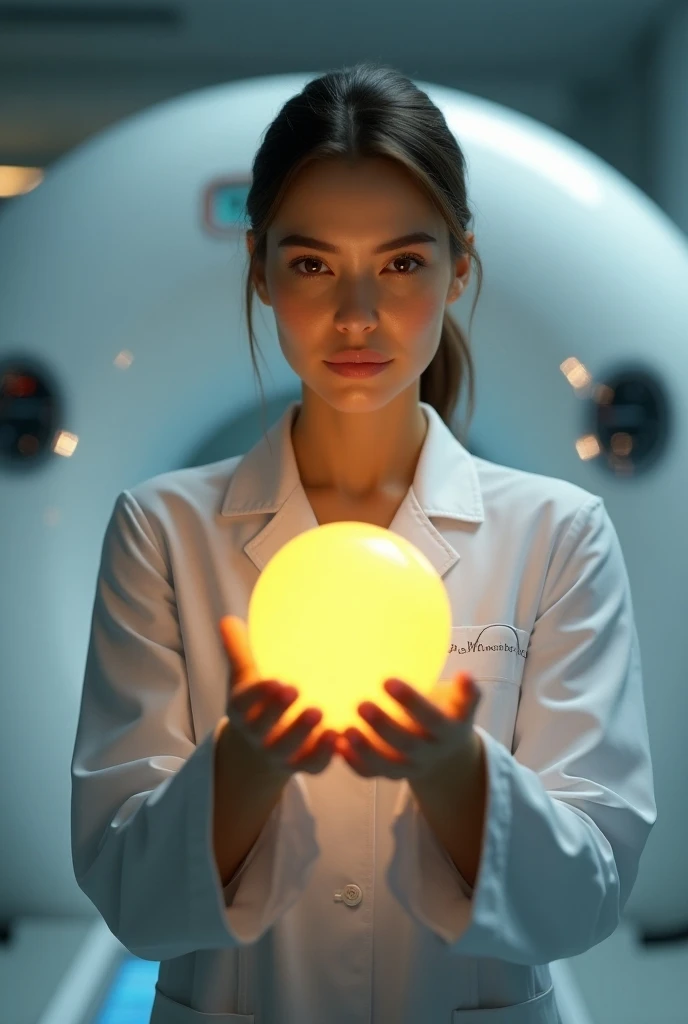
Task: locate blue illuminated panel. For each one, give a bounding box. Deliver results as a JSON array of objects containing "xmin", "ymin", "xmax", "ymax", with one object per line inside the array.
[
  {"xmin": 203, "ymin": 178, "xmax": 251, "ymax": 234},
  {"xmin": 92, "ymin": 957, "xmax": 159, "ymax": 1024}
]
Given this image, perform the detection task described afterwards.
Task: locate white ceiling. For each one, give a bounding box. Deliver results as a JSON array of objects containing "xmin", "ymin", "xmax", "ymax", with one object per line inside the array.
[{"xmin": 0, "ymin": 0, "xmax": 675, "ymax": 163}]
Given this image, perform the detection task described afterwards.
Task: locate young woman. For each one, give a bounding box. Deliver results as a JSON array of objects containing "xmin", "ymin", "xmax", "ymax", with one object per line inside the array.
[{"xmin": 71, "ymin": 62, "xmax": 656, "ymax": 1024}]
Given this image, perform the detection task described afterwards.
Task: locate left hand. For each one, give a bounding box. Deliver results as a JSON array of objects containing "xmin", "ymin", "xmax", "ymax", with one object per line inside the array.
[{"xmin": 336, "ymin": 672, "xmax": 481, "ymax": 781}]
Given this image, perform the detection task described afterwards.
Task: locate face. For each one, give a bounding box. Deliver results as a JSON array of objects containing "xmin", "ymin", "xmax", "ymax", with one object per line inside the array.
[{"xmin": 247, "ymin": 156, "xmax": 473, "ymax": 412}]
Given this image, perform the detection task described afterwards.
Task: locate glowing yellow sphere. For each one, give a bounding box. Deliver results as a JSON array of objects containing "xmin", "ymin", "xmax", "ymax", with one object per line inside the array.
[{"xmin": 247, "ymin": 522, "xmax": 451, "ymax": 751}]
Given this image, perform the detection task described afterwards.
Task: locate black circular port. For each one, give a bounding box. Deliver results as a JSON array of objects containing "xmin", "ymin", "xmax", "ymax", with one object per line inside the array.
[
  {"xmin": 0, "ymin": 357, "xmax": 62, "ymax": 468},
  {"xmin": 589, "ymin": 365, "xmax": 670, "ymax": 476}
]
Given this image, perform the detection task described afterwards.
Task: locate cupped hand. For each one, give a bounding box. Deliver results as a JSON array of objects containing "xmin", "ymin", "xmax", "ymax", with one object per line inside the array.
[
  {"xmin": 220, "ymin": 615, "xmax": 339, "ymax": 777},
  {"xmin": 335, "ymin": 673, "xmax": 481, "ymax": 781}
]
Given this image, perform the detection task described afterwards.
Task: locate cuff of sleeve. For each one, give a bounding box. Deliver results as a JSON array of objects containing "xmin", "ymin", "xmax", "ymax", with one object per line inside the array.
[
  {"xmin": 188, "ymin": 726, "xmax": 321, "ymax": 947},
  {"xmin": 386, "ymin": 726, "xmax": 511, "ymax": 949}
]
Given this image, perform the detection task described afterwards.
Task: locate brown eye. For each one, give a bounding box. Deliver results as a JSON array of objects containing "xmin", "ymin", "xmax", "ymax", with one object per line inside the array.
[{"xmin": 288, "ymin": 252, "xmax": 428, "ymax": 279}]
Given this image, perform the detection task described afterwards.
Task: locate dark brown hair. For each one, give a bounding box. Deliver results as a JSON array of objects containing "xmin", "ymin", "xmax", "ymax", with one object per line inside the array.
[{"xmin": 243, "ymin": 61, "xmax": 483, "ymax": 444}]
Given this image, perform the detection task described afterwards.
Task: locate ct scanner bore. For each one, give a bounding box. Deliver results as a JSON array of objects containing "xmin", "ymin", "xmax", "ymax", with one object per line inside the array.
[{"xmin": 0, "ymin": 73, "xmax": 686, "ymax": 985}]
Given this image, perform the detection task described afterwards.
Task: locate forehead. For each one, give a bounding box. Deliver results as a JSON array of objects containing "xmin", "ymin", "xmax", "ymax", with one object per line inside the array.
[{"xmin": 273, "ymin": 156, "xmax": 442, "ymax": 234}]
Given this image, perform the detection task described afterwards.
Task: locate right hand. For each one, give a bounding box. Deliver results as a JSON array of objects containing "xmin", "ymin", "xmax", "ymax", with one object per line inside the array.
[{"xmin": 219, "ymin": 615, "xmax": 339, "ymax": 777}]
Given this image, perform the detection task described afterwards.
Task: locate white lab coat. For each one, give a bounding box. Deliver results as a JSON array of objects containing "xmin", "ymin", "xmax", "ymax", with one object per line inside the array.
[{"xmin": 70, "ymin": 400, "xmax": 656, "ymax": 1024}]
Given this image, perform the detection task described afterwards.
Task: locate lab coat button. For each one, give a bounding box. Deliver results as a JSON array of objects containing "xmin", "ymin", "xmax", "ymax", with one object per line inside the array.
[{"xmin": 334, "ymin": 884, "xmax": 363, "ymax": 906}]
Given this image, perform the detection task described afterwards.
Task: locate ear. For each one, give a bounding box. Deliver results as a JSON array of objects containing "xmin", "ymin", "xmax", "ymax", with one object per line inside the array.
[
  {"xmin": 447, "ymin": 233, "xmax": 475, "ymax": 304},
  {"xmin": 447, "ymin": 261, "xmax": 471, "ymax": 304},
  {"xmin": 245, "ymin": 230, "xmax": 271, "ymax": 306}
]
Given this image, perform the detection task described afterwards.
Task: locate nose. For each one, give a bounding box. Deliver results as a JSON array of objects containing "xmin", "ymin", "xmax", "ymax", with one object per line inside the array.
[{"xmin": 334, "ymin": 283, "xmax": 379, "ymax": 333}]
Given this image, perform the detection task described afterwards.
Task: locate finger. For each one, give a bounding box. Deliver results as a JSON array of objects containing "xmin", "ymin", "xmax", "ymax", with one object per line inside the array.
[
  {"xmin": 294, "ymin": 730, "xmax": 338, "ymax": 773},
  {"xmin": 382, "ymin": 679, "xmax": 448, "ymax": 735},
  {"xmin": 264, "ymin": 707, "xmax": 323, "ymax": 757},
  {"xmin": 229, "ymin": 680, "xmax": 285, "ymax": 716},
  {"xmin": 419, "ymin": 674, "xmax": 478, "ymax": 721},
  {"xmin": 247, "ymin": 688, "xmax": 300, "ymax": 736},
  {"xmin": 220, "ymin": 615, "xmax": 257, "ymax": 688},
  {"xmin": 359, "ymin": 701, "xmax": 434, "ymax": 754},
  {"xmin": 334, "ymin": 735, "xmax": 349, "ymax": 756},
  {"xmin": 338, "ymin": 735, "xmax": 383, "ymax": 779},
  {"xmin": 457, "ymin": 673, "xmax": 480, "ymax": 713},
  {"xmin": 345, "ymin": 728, "xmax": 409, "ymax": 769}
]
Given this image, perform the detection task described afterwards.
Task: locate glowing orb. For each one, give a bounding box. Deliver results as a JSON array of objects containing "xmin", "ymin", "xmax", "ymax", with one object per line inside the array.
[{"xmin": 247, "ymin": 522, "xmax": 451, "ymax": 752}]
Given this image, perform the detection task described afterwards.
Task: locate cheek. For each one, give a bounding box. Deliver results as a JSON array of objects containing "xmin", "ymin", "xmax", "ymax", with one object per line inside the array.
[
  {"xmin": 272, "ymin": 285, "xmax": 340, "ymax": 346},
  {"xmin": 269, "ymin": 288, "xmax": 325, "ymax": 358},
  {"xmin": 400, "ymin": 289, "xmax": 446, "ymax": 334},
  {"xmin": 270, "ymin": 283, "xmax": 311, "ymax": 328}
]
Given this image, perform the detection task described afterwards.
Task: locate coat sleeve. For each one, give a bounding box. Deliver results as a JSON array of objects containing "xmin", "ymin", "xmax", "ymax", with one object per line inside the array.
[
  {"xmin": 70, "ymin": 490, "xmax": 321, "ymax": 962},
  {"xmin": 386, "ymin": 495, "xmax": 657, "ymax": 964}
]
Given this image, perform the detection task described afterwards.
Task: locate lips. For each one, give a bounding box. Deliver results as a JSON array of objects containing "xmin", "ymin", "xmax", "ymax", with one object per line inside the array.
[{"xmin": 326, "ymin": 350, "xmax": 391, "ymax": 364}]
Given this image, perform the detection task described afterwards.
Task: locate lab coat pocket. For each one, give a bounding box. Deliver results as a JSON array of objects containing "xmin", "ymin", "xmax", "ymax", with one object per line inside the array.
[
  {"xmin": 452, "ymin": 982, "xmax": 560, "ymax": 1022},
  {"xmin": 440, "ymin": 624, "xmax": 530, "ymax": 753},
  {"xmin": 151, "ymin": 985, "xmax": 254, "ymax": 1023},
  {"xmin": 444, "ymin": 624, "xmax": 530, "ymax": 687}
]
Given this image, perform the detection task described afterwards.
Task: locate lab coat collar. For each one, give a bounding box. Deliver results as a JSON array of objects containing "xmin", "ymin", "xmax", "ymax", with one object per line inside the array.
[{"xmin": 221, "ymin": 400, "xmax": 484, "ymax": 579}]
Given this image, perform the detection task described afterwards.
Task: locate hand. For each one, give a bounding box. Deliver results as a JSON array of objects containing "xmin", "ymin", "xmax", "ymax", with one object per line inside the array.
[
  {"xmin": 220, "ymin": 615, "xmax": 339, "ymax": 777},
  {"xmin": 336, "ymin": 672, "xmax": 481, "ymax": 781}
]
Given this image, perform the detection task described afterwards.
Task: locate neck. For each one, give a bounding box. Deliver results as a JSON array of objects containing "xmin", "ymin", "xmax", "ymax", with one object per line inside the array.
[{"xmin": 291, "ymin": 390, "xmax": 428, "ymax": 500}]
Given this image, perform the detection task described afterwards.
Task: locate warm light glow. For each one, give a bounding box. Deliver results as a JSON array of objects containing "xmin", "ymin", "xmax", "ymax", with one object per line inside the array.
[
  {"xmin": 248, "ymin": 522, "xmax": 451, "ymax": 753},
  {"xmin": 611, "ymin": 432, "xmax": 633, "ymax": 457},
  {"xmin": 53, "ymin": 431, "xmax": 79, "ymax": 457},
  {"xmin": 0, "ymin": 166, "xmax": 44, "ymax": 197},
  {"xmin": 594, "ymin": 383, "xmax": 615, "ymax": 405},
  {"xmin": 114, "ymin": 350, "xmax": 135, "ymax": 369},
  {"xmin": 560, "ymin": 356, "xmax": 593, "ymax": 391},
  {"xmin": 575, "ymin": 434, "xmax": 601, "ymax": 461}
]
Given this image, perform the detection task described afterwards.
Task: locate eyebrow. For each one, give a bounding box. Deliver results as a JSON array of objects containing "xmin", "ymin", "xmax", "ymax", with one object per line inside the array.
[{"xmin": 276, "ymin": 231, "xmax": 438, "ymax": 254}]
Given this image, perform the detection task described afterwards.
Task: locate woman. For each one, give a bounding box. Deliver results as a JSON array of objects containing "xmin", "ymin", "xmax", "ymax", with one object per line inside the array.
[{"xmin": 71, "ymin": 62, "xmax": 656, "ymax": 1023}]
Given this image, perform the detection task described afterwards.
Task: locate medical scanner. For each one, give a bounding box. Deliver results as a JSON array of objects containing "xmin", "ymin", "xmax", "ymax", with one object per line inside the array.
[{"xmin": 0, "ymin": 74, "xmax": 686, "ymax": 1023}]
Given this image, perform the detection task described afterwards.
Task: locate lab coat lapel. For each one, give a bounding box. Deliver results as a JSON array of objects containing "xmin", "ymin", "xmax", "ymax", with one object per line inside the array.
[{"xmin": 221, "ymin": 400, "xmax": 485, "ymax": 581}]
